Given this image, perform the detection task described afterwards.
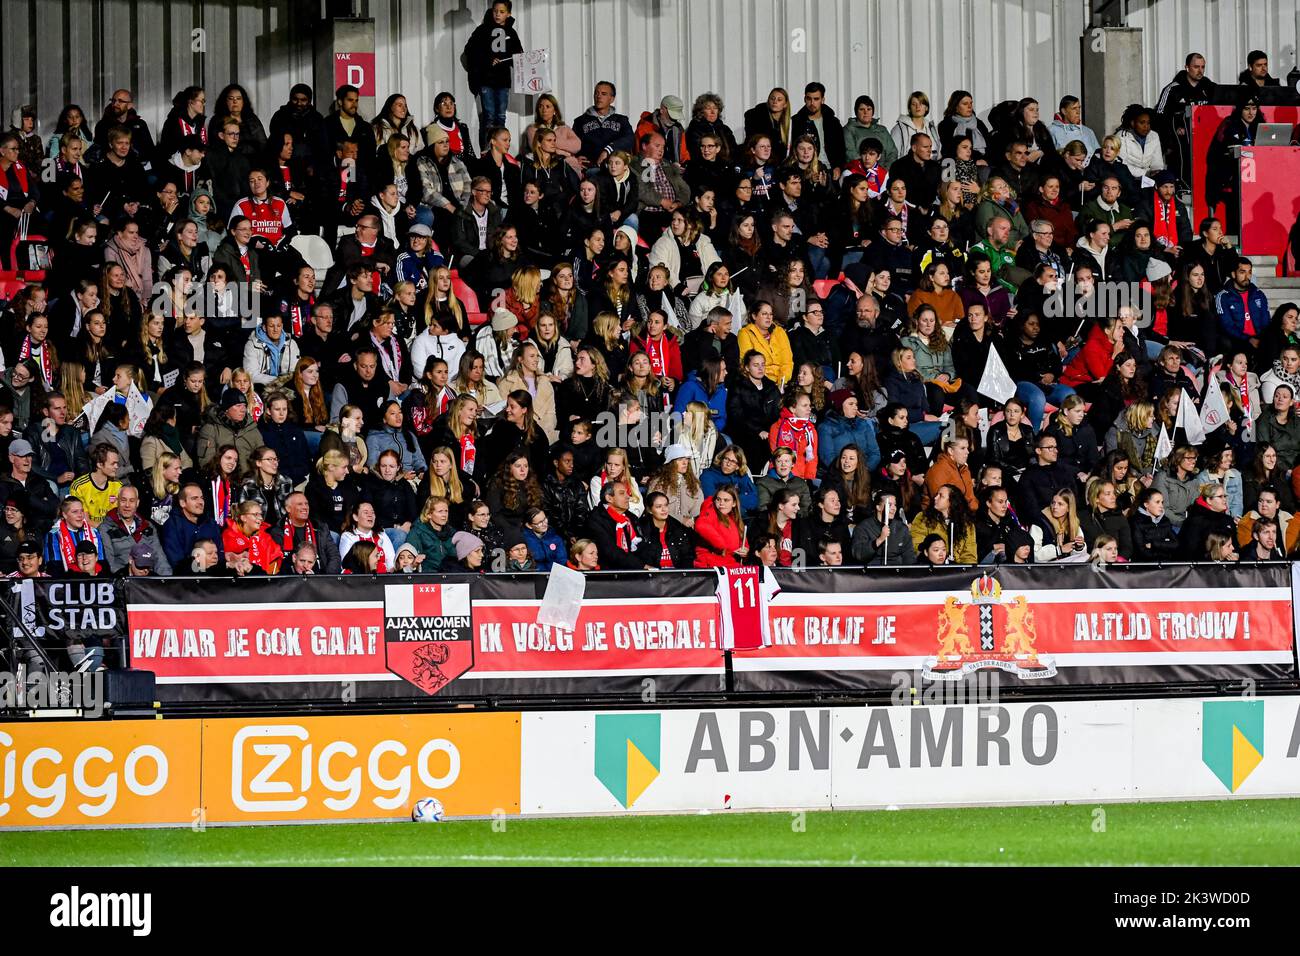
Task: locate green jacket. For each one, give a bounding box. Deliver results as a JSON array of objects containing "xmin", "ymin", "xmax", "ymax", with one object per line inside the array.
[
  {"xmin": 843, "ymin": 118, "xmax": 898, "ymax": 167},
  {"xmin": 901, "ymin": 334, "xmax": 956, "ymax": 382},
  {"xmin": 405, "ymin": 520, "xmax": 458, "ymax": 573}
]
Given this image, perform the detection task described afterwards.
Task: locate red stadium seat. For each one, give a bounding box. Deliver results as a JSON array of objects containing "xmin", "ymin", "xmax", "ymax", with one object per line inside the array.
[
  {"xmin": 450, "ymin": 273, "xmax": 480, "ymax": 313},
  {"xmin": 0, "ymin": 271, "xmax": 26, "ymax": 302}
]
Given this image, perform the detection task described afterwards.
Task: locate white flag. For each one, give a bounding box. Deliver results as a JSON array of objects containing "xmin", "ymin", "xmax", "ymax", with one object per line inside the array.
[
  {"xmin": 977, "ymin": 346, "xmax": 1018, "ymax": 404},
  {"xmin": 1153, "ymin": 423, "xmax": 1173, "ymax": 465},
  {"xmin": 1199, "ymin": 380, "xmax": 1230, "ymax": 434},
  {"xmin": 1175, "ymin": 388, "xmax": 1206, "ymax": 445}
]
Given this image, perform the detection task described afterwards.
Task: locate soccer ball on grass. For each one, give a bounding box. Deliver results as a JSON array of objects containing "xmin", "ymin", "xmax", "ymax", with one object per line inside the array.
[{"xmin": 411, "ymin": 797, "xmax": 445, "ymax": 822}]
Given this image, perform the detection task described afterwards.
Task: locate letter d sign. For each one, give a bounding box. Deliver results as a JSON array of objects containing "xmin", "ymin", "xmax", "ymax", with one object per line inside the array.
[{"xmin": 335, "ymin": 52, "xmax": 376, "ymax": 97}]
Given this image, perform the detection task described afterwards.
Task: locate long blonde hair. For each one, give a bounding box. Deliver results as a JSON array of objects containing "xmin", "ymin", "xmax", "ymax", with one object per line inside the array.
[
  {"xmin": 427, "ymin": 447, "xmax": 466, "ymax": 504},
  {"xmin": 1042, "ymin": 488, "xmax": 1081, "ymax": 539},
  {"xmin": 683, "ymin": 401, "xmax": 712, "ymax": 446},
  {"xmin": 423, "ymin": 266, "xmax": 467, "ymax": 330},
  {"xmin": 151, "ymin": 451, "xmax": 181, "ymax": 499},
  {"xmin": 59, "ymin": 360, "xmax": 88, "ymax": 419},
  {"xmin": 446, "ymin": 396, "xmax": 479, "ymax": 441},
  {"xmin": 512, "ymin": 266, "xmax": 542, "ymax": 308}
]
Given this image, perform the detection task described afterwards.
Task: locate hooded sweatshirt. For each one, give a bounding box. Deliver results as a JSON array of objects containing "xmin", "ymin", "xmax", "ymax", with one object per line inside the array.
[
  {"xmin": 888, "ymin": 114, "xmax": 940, "ymax": 162},
  {"xmin": 187, "ymin": 187, "xmax": 223, "ymax": 253}
]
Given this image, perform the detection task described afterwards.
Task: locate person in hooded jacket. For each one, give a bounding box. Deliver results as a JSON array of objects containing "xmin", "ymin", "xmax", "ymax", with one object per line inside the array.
[{"xmin": 195, "ymin": 390, "xmax": 264, "ymax": 472}]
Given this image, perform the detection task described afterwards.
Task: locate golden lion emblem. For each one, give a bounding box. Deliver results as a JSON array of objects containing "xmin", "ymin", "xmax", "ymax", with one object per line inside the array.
[
  {"xmin": 1000, "ymin": 595, "xmax": 1038, "ymax": 660},
  {"xmin": 936, "ymin": 596, "xmax": 974, "ymax": 656}
]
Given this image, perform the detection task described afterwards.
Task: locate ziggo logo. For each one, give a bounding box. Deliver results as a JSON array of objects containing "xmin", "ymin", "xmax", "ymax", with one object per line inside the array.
[
  {"xmin": 0, "ymin": 731, "xmax": 168, "ymax": 819},
  {"xmin": 231, "ymin": 724, "xmax": 461, "ymax": 813}
]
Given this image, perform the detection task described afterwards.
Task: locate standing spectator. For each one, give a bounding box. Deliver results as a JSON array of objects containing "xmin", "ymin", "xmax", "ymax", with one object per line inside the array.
[{"xmin": 463, "ymin": 2, "xmax": 524, "ymax": 150}]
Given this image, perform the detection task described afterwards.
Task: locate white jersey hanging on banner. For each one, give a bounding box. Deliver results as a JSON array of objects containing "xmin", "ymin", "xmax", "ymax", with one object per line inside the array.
[{"xmin": 716, "ymin": 566, "xmax": 781, "ymax": 651}]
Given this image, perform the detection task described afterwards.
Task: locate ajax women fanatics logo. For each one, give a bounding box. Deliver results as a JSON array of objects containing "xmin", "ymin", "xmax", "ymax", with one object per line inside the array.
[
  {"xmin": 384, "ymin": 583, "xmax": 474, "ymax": 694},
  {"xmin": 922, "ymin": 574, "xmax": 1057, "ymax": 681}
]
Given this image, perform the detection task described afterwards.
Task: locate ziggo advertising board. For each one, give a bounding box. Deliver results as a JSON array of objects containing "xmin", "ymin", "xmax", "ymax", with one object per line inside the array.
[
  {"xmin": 4, "ymin": 697, "xmax": 1298, "ymax": 827},
  {"xmin": 0, "ymin": 713, "xmax": 520, "ymax": 829}
]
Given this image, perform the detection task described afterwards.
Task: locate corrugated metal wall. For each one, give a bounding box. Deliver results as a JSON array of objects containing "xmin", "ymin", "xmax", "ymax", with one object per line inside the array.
[{"xmin": 2, "ymin": 0, "xmax": 1298, "ymax": 144}]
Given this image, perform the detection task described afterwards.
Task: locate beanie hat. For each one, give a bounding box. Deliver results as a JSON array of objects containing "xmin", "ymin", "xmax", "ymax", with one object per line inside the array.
[
  {"xmin": 453, "ymin": 531, "xmax": 484, "ymax": 561},
  {"xmin": 829, "ymin": 388, "xmax": 855, "ymax": 416}
]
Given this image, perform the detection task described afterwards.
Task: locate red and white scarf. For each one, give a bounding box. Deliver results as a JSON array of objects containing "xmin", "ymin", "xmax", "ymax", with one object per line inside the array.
[
  {"xmin": 179, "ymin": 117, "xmax": 206, "ymax": 144},
  {"xmin": 55, "ymin": 519, "xmax": 98, "ymax": 571},
  {"xmin": 1153, "ymin": 196, "xmax": 1178, "ymax": 249},
  {"xmin": 212, "ymin": 476, "xmax": 232, "ymax": 527},
  {"xmin": 657, "ymin": 525, "xmax": 672, "ymax": 568},
  {"xmin": 19, "ymin": 336, "xmax": 53, "ymax": 387},
  {"xmin": 777, "ymin": 520, "xmax": 795, "ymax": 567},
  {"xmin": 284, "ymin": 295, "xmax": 314, "ymax": 337},
  {"xmin": 644, "ymin": 336, "xmax": 667, "ymax": 377},
  {"xmin": 281, "ymin": 518, "xmax": 316, "ymax": 556},
  {"xmin": 357, "ymin": 531, "xmax": 388, "ymax": 572},
  {"xmin": 607, "ymin": 506, "xmax": 640, "ymax": 552},
  {"xmin": 460, "ymin": 432, "xmax": 476, "ymax": 475}
]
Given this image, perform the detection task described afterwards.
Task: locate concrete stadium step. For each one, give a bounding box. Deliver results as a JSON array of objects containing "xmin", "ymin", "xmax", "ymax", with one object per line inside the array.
[
  {"xmin": 1248, "ymin": 255, "xmax": 1279, "ymax": 268},
  {"xmin": 1251, "ymin": 276, "xmax": 1300, "ymax": 291}
]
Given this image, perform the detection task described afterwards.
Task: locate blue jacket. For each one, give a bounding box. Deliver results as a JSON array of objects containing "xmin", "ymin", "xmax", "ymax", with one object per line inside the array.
[
  {"xmin": 395, "ymin": 248, "xmax": 446, "ymax": 292},
  {"xmin": 42, "ymin": 523, "xmax": 105, "ymax": 572},
  {"xmin": 884, "ymin": 370, "xmax": 929, "ymax": 425},
  {"xmin": 699, "ymin": 466, "xmax": 759, "ymax": 517},
  {"xmin": 673, "ymin": 372, "xmax": 728, "ymax": 435},
  {"xmin": 573, "ymin": 107, "xmax": 636, "ymax": 164},
  {"xmin": 258, "ymin": 418, "xmax": 313, "ymax": 486},
  {"xmin": 160, "ymin": 513, "xmax": 224, "ymax": 569},
  {"xmin": 817, "ymin": 412, "xmax": 881, "ymax": 473},
  {"xmin": 366, "ymin": 426, "xmax": 428, "ymax": 475},
  {"xmin": 523, "ymin": 527, "xmax": 568, "ymax": 572},
  {"xmin": 1215, "ymin": 283, "xmax": 1270, "ymax": 341}
]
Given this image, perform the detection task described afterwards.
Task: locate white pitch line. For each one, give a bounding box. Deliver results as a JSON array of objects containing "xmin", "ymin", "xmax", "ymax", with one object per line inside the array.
[{"xmin": 157, "ymin": 853, "xmax": 1125, "ymax": 868}]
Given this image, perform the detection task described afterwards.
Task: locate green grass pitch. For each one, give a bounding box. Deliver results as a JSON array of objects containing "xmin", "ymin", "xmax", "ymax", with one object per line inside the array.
[{"xmin": 5, "ymin": 799, "xmax": 1299, "ymax": 866}]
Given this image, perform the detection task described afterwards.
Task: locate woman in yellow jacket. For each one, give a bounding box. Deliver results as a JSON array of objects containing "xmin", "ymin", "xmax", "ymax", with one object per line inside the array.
[
  {"xmin": 909, "ymin": 483, "xmax": 979, "ymax": 564},
  {"xmin": 736, "ymin": 300, "xmax": 794, "ymax": 386}
]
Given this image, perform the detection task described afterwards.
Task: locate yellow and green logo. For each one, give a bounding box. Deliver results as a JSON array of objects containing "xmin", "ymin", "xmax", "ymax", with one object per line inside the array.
[
  {"xmin": 594, "ymin": 713, "xmax": 661, "ymax": 808},
  {"xmin": 1202, "ymin": 700, "xmax": 1264, "ymax": 793}
]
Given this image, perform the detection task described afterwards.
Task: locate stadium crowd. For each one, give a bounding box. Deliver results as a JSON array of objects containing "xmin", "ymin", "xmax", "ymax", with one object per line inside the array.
[{"xmin": 0, "ymin": 2, "xmax": 1293, "ymax": 580}]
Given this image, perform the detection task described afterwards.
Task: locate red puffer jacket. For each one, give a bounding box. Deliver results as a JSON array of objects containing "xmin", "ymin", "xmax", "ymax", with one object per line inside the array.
[{"xmin": 693, "ymin": 496, "xmax": 746, "ymax": 568}]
